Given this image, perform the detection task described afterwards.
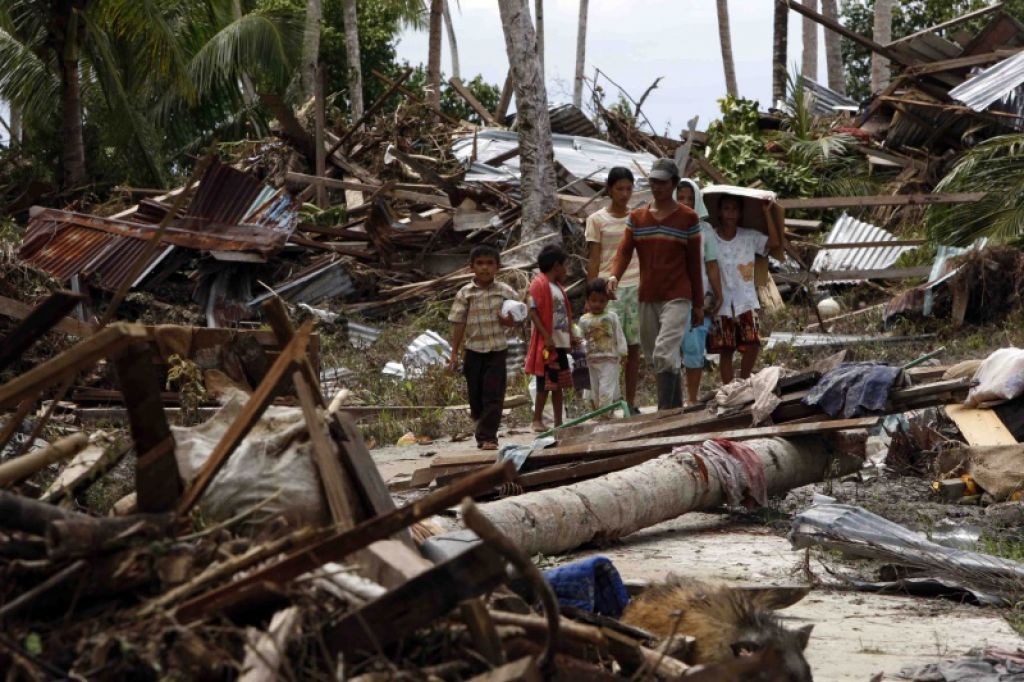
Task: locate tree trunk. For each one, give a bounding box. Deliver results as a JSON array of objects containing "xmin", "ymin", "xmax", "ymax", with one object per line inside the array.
[
  {"xmin": 300, "ymin": 0, "xmax": 322, "ymax": 101},
  {"xmin": 534, "ymin": 0, "xmax": 545, "ymax": 77},
  {"xmin": 341, "ymin": 0, "xmax": 364, "ymax": 119},
  {"xmin": 716, "ymin": 0, "xmax": 738, "ymax": 97},
  {"xmin": 801, "ymin": 0, "xmax": 818, "ymax": 80},
  {"xmin": 439, "ymin": 436, "xmax": 864, "ymax": 557},
  {"xmin": 772, "ymin": 0, "xmax": 789, "ymax": 104},
  {"xmin": 9, "ymin": 103, "xmax": 20, "ymax": 145},
  {"xmin": 573, "ymin": 0, "xmax": 589, "ymax": 109},
  {"xmin": 871, "ymin": 0, "xmax": 893, "ymax": 92},
  {"xmin": 821, "ymin": 0, "xmax": 845, "ymax": 94},
  {"xmin": 442, "ymin": 0, "xmax": 460, "ymax": 81},
  {"xmin": 428, "ymin": 0, "xmax": 444, "ymax": 110},
  {"xmin": 55, "ymin": 1, "xmax": 86, "ymax": 191},
  {"xmin": 497, "ymin": 0, "xmax": 560, "ymax": 258}
]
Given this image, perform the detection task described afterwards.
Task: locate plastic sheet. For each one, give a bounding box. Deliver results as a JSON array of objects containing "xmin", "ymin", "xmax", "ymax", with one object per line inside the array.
[{"xmin": 790, "ymin": 501, "xmax": 1024, "ymax": 603}]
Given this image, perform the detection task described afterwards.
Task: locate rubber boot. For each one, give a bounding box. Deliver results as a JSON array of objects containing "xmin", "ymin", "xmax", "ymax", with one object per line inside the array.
[
  {"xmin": 656, "ymin": 372, "xmax": 676, "ymax": 411},
  {"xmin": 671, "ymin": 370, "xmax": 684, "ymax": 409}
]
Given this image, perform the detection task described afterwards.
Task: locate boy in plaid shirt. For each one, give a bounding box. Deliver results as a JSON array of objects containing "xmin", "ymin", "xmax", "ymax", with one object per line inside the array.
[{"xmin": 447, "ymin": 245, "xmax": 518, "ymax": 450}]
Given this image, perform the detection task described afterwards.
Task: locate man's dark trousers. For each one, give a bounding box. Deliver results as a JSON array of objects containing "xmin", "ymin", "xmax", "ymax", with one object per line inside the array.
[{"xmin": 463, "ymin": 349, "xmax": 507, "ymax": 444}]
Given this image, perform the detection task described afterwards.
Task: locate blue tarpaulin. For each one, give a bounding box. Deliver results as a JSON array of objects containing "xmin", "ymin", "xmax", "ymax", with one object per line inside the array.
[{"xmin": 543, "ymin": 556, "xmax": 630, "ymax": 617}]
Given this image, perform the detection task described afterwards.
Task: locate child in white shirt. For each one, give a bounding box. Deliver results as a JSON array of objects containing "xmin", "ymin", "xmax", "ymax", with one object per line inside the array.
[{"xmin": 578, "ymin": 278, "xmax": 628, "ymax": 410}]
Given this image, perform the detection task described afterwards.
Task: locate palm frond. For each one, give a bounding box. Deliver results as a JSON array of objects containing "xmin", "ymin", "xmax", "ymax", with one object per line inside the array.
[
  {"xmin": 927, "ymin": 134, "xmax": 1024, "ymax": 246},
  {"xmin": 187, "ymin": 9, "xmax": 302, "ymax": 100},
  {"xmin": 0, "ymin": 26, "xmax": 58, "ymax": 122},
  {"xmin": 95, "ymin": 0, "xmax": 194, "ymax": 99},
  {"xmin": 81, "ymin": 12, "xmax": 167, "ymax": 184}
]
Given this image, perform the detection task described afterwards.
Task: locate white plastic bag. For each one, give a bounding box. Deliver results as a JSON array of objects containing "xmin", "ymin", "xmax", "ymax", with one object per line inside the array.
[
  {"xmin": 173, "ymin": 388, "xmax": 327, "ymax": 525},
  {"xmin": 966, "ymin": 348, "xmax": 1024, "ymax": 407}
]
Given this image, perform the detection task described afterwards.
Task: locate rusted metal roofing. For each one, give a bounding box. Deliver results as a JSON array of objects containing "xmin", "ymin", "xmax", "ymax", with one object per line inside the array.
[
  {"xmin": 19, "ymin": 160, "xmax": 299, "ymax": 291},
  {"xmin": 810, "ymin": 213, "xmax": 919, "ymax": 283}
]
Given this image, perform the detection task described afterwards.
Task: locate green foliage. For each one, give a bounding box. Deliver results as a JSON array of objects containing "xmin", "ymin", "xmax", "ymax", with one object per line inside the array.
[
  {"xmin": 926, "ymin": 133, "xmax": 1024, "ymax": 245},
  {"xmin": 704, "ymin": 92, "xmax": 869, "ymax": 199},
  {"xmin": 839, "ymin": 0, "xmax": 1024, "ymax": 101}
]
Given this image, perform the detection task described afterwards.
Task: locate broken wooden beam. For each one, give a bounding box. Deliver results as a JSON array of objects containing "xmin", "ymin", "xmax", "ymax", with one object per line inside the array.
[
  {"xmin": 324, "ymin": 543, "xmax": 508, "ymax": 654},
  {"xmin": 433, "ymin": 417, "xmax": 878, "ymax": 469},
  {"xmin": 449, "ymin": 77, "xmax": 499, "ymax": 126},
  {"xmin": 0, "ymin": 433, "xmax": 89, "ymax": 487},
  {"xmin": 787, "ymin": 0, "xmax": 912, "ymax": 66},
  {"xmin": 0, "ymin": 292, "xmax": 86, "ymax": 372},
  {"xmin": 176, "ymin": 323, "xmax": 312, "ymax": 516},
  {"xmin": 0, "ymin": 323, "xmax": 148, "ymax": 409},
  {"xmin": 113, "ymin": 342, "xmax": 181, "ymax": 513},
  {"xmin": 174, "ymin": 461, "xmax": 516, "ymax": 622},
  {"xmin": 776, "ymin": 192, "xmax": 986, "ymax": 210},
  {"xmin": 262, "ymin": 298, "xmax": 358, "ymax": 527}
]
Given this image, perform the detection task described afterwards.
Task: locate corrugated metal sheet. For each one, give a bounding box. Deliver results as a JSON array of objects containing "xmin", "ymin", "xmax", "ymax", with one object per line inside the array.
[
  {"xmin": 889, "ymin": 32, "xmax": 965, "ymax": 87},
  {"xmin": 810, "ymin": 213, "xmax": 919, "ymax": 282},
  {"xmin": 546, "ymin": 104, "xmax": 600, "ymax": 137},
  {"xmin": 248, "ymin": 257, "xmax": 354, "ymax": 307},
  {"xmin": 454, "ymin": 129, "xmax": 656, "ymax": 186},
  {"xmin": 19, "ymin": 215, "xmax": 173, "ymax": 291},
  {"xmin": 799, "ymin": 76, "xmax": 859, "ymax": 116},
  {"xmin": 20, "ymin": 161, "xmax": 299, "ymax": 291},
  {"xmin": 949, "ymin": 50, "xmax": 1024, "ymax": 120}
]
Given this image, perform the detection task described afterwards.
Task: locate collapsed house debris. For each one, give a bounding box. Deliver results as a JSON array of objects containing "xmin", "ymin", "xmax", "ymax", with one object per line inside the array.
[{"xmin": 5, "ymin": 3, "xmax": 1024, "ymax": 679}]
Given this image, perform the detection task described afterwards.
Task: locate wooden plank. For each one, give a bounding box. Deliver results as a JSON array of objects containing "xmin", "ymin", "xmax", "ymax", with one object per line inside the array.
[
  {"xmin": 0, "ymin": 323, "xmax": 147, "ymax": 409},
  {"xmin": 787, "ymin": 0, "xmax": 912, "ymax": 66},
  {"xmin": 328, "ymin": 67, "xmax": 414, "ymax": 156},
  {"xmin": 433, "ymin": 417, "xmax": 880, "ymax": 468},
  {"xmin": 945, "ymin": 404, "xmax": 1019, "ymax": 446},
  {"xmin": 176, "ymin": 324, "xmax": 311, "ymax": 516},
  {"xmin": 323, "ymin": 543, "xmax": 507, "ymax": 655},
  {"xmin": 774, "ymin": 266, "xmax": 932, "ymax": 284},
  {"xmin": 464, "ymin": 657, "xmax": 540, "ymax": 682},
  {"xmin": 890, "ymin": 4, "xmax": 1005, "ymax": 47},
  {"xmin": 113, "ymin": 342, "xmax": 181, "ymax": 513},
  {"xmin": 260, "ymin": 299, "xmax": 359, "ymax": 526},
  {"xmin": 777, "ymin": 192, "xmax": 986, "ymax": 210},
  {"xmin": 906, "ymin": 48, "xmax": 1022, "ymax": 76},
  {"xmin": 484, "ymin": 146, "xmax": 520, "ymax": 166},
  {"xmin": 333, "ymin": 410, "xmax": 399, "ymax": 520},
  {"xmin": 0, "ymin": 292, "xmax": 86, "ymax": 371},
  {"xmin": 449, "ymin": 77, "xmax": 499, "ymax": 126},
  {"xmin": 285, "ymin": 171, "xmax": 452, "ymax": 207},
  {"xmin": 174, "ymin": 461, "xmax": 516, "ymax": 623}
]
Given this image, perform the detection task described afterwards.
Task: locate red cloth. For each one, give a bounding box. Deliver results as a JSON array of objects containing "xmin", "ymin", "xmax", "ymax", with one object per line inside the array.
[{"xmin": 524, "ymin": 273, "xmax": 572, "ymax": 377}]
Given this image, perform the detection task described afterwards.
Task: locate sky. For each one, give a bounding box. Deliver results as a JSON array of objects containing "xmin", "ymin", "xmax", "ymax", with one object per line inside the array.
[{"xmin": 395, "ymin": 0, "xmax": 831, "ymax": 137}]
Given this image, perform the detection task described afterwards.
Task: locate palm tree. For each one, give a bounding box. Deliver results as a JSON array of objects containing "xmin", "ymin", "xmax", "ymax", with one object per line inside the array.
[
  {"xmin": 340, "ymin": 0, "xmax": 364, "ymax": 119},
  {"xmin": 772, "ymin": 0, "xmax": 788, "ymax": 105},
  {"xmin": 534, "ymin": 0, "xmax": 545, "ymax": 76},
  {"xmin": 427, "ymin": 0, "xmax": 443, "ymax": 109},
  {"xmin": 301, "ymin": 0, "xmax": 321, "ymax": 101},
  {"xmin": 821, "ymin": 0, "xmax": 845, "ymax": 94},
  {"xmin": 716, "ymin": 0, "xmax": 738, "ymax": 97},
  {"xmin": 0, "ymin": 0, "xmax": 191, "ymax": 187},
  {"xmin": 497, "ymin": 0, "xmax": 558, "ymax": 254},
  {"xmin": 872, "ymin": 0, "xmax": 893, "ymax": 92},
  {"xmin": 573, "ymin": 0, "xmax": 588, "ymax": 109},
  {"xmin": 801, "ymin": 0, "xmax": 818, "ymax": 81},
  {"xmin": 442, "ymin": 0, "xmax": 460, "ymax": 81}
]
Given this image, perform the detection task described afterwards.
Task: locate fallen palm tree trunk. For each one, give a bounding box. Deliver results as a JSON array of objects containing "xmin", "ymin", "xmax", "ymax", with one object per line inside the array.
[{"xmin": 432, "ymin": 435, "xmax": 865, "ymax": 557}]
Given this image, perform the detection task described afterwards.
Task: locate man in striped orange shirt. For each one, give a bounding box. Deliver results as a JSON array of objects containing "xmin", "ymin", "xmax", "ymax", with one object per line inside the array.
[{"xmin": 607, "ymin": 158, "xmax": 704, "ymax": 410}]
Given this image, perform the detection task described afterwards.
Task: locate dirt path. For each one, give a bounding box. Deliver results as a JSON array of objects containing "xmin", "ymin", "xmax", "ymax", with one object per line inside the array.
[{"xmin": 372, "ymin": 432, "xmax": 1022, "ymax": 681}]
